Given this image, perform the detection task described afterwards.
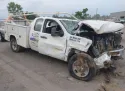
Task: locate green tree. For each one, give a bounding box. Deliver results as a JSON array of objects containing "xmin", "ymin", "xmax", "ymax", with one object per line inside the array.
[
  {"xmin": 74, "ymin": 8, "xmax": 89, "ymax": 19},
  {"xmin": 74, "ymin": 11, "xmax": 82, "ymax": 19},
  {"xmin": 7, "ymin": 2, "xmax": 23, "ymax": 15},
  {"xmin": 82, "ymin": 8, "xmax": 89, "ymax": 19}
]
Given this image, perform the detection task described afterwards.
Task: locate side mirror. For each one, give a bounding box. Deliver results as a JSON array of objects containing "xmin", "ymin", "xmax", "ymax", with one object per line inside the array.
[{"xmin": 51, "ymin": 26, "xmax": 64, "ymax": 37}]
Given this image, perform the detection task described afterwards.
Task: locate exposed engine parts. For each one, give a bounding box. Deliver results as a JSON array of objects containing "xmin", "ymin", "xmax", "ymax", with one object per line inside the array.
[
  {"xmin": 75, "ymin": 28, "xmax": 123, "ymax": 58},
  {"xmin": 91, "ymin": 33, "xmax": 122, "ymax": 57}
]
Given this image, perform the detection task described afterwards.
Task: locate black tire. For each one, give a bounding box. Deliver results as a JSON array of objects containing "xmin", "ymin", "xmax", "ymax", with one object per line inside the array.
[
  {"xmin": 68, "ymin": 53, "xmax": 96, "ymax": 81},
  {"xmin": 0, "ymin": 33, "xmax": 4, "ymax": 42},
  {"xmin": 10, "ymin": 38, "xmax": 22, "ymax": 52}
]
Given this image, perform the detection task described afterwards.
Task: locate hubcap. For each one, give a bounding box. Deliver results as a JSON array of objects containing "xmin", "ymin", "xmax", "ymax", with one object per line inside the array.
[
  {"xmin": 73, "ymin": 60, "xmax": 90, "ymax": 77},
  {"xmin": 12, "ymin": 40, "xmax": 17, "ymax": 50}
]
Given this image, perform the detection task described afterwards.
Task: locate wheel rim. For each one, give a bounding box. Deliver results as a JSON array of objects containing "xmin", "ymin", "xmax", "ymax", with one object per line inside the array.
[
  {"xmin": 72, "ymin": 60, "xmax": 90, "ymax": 77},
  {"xmin": 12, "ymin": 40, "xmax": 17, "ymax": 51}
]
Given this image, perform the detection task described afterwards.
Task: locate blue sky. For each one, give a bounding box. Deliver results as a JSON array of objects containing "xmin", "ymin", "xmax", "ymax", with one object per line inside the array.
[{"xmin": 0, "ymin": 0, "xmax": 125, "ymax": 19}]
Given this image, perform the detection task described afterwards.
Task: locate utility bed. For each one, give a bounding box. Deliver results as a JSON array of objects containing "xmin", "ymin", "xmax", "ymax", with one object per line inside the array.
[{"xmin": 5, "ymin": 23, "xmax": 30, "ymax": 48}]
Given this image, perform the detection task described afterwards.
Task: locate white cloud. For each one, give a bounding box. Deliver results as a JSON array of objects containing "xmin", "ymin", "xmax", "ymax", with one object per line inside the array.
[{"xmin": 0, "ymin": 0, "xmax": 125, "ymax": 18}]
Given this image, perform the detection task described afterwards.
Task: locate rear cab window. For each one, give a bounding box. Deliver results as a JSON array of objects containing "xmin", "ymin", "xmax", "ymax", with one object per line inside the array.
[{"xmin": 34, "ymin": 19, "xmax": 43, "ymax": 32}]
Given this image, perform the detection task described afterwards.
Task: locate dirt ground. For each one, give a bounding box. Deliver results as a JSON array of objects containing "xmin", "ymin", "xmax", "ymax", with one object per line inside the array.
[{"xmin": 0, "ymin": 32, "xmax": 125, "ymax": 91}]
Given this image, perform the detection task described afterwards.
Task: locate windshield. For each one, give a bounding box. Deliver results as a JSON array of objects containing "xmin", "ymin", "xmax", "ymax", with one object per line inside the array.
[{"xmin": 60, "ymin": 20, "xmax": 78, "ymax": 34}]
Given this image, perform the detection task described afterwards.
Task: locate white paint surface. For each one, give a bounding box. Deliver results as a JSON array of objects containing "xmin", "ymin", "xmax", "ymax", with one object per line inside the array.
[
  {"xmin": 79, "ymin": 20, "xmax": 124, "ymax": 34},
  {"xmin": 4, "ymin": 17, "xmax": 124, "ymax": 68}
]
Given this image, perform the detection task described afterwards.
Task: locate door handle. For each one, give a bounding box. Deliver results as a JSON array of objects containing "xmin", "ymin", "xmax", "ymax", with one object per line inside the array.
[{"xmin": 41, "ymin": 36, "xmax": 47, "ymax": 39}]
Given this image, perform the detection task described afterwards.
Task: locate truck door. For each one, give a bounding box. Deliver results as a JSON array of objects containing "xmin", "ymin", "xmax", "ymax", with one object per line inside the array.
[
  {"xmin": 38, "ymin": 19, "xmax": 66, "ymax": 60},
  {"xmin": 29, "ymin": 18, "xmax": 43, "ymax": 51}
]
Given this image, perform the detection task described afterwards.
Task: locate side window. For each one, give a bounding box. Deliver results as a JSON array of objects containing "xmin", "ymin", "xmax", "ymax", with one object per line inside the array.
[
  {"xmin": 43, "ymin": 19, "xmax": 61, "ymax": 34},
  {"xmin": 34, "ymin": 19, "xmax": 43, "ymax": 32}
]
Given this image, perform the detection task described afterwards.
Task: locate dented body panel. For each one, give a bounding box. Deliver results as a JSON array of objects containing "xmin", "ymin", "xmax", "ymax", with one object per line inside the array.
[
  {"xmin": 64, "ymin": 35, "xmax": 92, "ymax": 61},
  {"xmin": 5, "ymin": 17, "xmax": 92, "ymax": 62},
  {"xmin": 77, "ymin": 20, "xmax": 125, "ymax": 68},
  {"xmin": 67, "ymin": 35, "xmax": 92, "ymax": 52}
]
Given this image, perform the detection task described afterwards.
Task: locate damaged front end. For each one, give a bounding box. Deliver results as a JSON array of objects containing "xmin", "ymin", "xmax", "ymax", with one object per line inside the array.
[
  {"xmin": 91, "ymin": 33, "xmax": 124, "ymax": 68},
  {"xmin": 76, "ymin": 20, "xmax": 125, "ymax": 68}
]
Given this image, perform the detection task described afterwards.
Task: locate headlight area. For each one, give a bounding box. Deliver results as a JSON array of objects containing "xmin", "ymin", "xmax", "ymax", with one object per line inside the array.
[
  {"xmin": 93, "ymin": 47, "xmax": 124, "ymax": 69},
  {"xmin": 94, "ymin": 52, "xmax": 112, "ymax": 68}
]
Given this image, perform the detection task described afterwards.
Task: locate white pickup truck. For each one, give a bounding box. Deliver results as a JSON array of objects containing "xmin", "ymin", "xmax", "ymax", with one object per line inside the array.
[{"xmin": 4, "ymin": 16, "xmax": 124, "ymax": 81}]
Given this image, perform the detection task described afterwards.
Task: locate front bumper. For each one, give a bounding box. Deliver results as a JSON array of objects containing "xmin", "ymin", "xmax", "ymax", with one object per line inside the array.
[
  {"xmin": 109, "ymin": 47, "xmax": 124, "ymax": 57},
  {"xmin": 94, "ymin": 47, "xmax": 124, "ymax": 68}
]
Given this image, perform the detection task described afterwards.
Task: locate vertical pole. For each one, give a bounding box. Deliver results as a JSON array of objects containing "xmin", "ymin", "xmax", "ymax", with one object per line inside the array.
[{"xmin": 96, "ymin": 8, "xmax": 98, "ymax": 20}]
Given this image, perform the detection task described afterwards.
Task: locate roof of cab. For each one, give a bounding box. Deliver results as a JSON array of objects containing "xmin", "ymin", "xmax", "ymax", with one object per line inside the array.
[{"xmin": 37, "ymin": 16, "xmax": 78, "ymax": 21}]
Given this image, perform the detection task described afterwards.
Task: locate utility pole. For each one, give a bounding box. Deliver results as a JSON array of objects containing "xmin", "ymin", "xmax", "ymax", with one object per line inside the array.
[{"xmin": 96, "ymin": 8, "xmax": 98, "ymax": 20}]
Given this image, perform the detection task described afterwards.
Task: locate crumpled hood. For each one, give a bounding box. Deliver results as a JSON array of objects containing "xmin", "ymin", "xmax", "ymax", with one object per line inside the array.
[{"xmin": 79, "ymin": 20, "xmax": 124, "ymax": 34}]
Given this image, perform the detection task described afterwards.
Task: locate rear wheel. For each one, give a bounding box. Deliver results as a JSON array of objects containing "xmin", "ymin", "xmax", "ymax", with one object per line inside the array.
[
  {"xmin": 10, "ymin": 38, "xmax": 22, "ymax": 52},
  {"xmin": 68, "ymin": 53, "xmax": 96, "ymax": 81}
]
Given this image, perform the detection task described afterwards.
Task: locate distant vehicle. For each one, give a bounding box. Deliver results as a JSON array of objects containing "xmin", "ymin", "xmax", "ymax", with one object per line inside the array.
[
  {"xmin": 109, "ymin": 17, "xmax": 125, "ymax": 24},
  {"xmin": 4, "ymin": 13, "xmax": 125, "ymax": 81},
  {"xmin": 119, "ymin": 19, "xmax": 125, "ymax": 24}
]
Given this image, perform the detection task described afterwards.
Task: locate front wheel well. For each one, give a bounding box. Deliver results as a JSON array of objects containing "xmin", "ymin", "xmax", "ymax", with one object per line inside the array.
[
  {"xmin": 67, "ymin": 48, "xmax": 90, "ymax": 62},
  {"xmin": 67, "ymin": 49, "xmax": 75, "ymax": 62},
  {"xmin": 67, "ymin": 49, "xmax": 83, "ymax": 62}
]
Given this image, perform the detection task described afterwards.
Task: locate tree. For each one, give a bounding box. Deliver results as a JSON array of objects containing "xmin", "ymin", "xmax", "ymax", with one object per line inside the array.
[
  {"xmin": 52, "ymin": 14, "xmax": 59, "ymax": 18},
  {"xmin": 74, "ymin": 8, "xmax": 89, "ymax": 19},
  {"xmin": 92, "ymin": 14, "xmax": 101, "ymax": 19},
  {"xmin": 7, "ymin": 2, "xmax": 23, "ymax": 15},
  {"xmin": 82, "ymin": 8, "xmax": 89, "ymax": 19},
  {"xmin": 74, "ymin": 11, "xmax": 82, "ymax": 19}
]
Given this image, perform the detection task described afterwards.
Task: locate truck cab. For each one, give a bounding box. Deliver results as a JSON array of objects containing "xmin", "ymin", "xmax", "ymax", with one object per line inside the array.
[{"xmin": 28, "ymin": 17, "xmax": 92, "ymax": 61}]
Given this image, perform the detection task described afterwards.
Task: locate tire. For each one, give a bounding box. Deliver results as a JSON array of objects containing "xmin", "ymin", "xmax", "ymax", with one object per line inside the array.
[
  {"xmin": 10, "ymin": 38, "xmax": 22, "ymax": 52},
  {"xmin": 0, "ymin": 33, "xmax": 4, "ymax": 42},
  {"xmin": 68, "ymin": 53, "xmax": 96, "ymax": 81}
]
